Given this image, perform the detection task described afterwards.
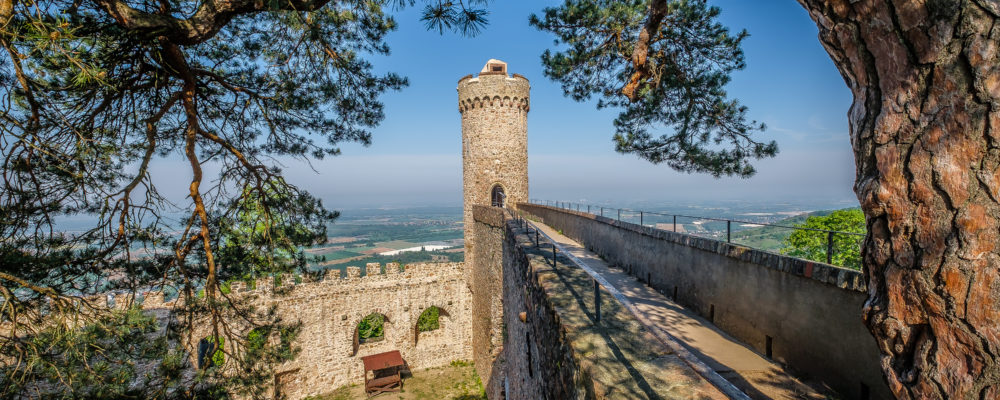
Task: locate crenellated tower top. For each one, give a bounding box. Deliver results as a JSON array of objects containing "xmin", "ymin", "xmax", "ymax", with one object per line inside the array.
[{"xmin": 457, "ymin": 60, "xmax": 530, "ymax": 114}]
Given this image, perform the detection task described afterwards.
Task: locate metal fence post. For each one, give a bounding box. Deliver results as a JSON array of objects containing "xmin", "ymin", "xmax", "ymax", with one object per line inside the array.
[
  {"xmin": 617, "ymin": 209, "xmax": 621, "ymax": 221},
  {"xmin": 600, "ymin": 207, "xmax": 604, "ymax": 216},
  {"xmin": 827, "ymin": 231, "xmax": 834, "ymax": 264},
  {"xmin": 594, "ymin": 279, "xmax": 601, "ymax": 323},
  {"xmin": 673, "ymin": 215, "xmax": 677, "ymax": 232},
  {"xmin": 535, "ymin": 231, "xmax": 539, "ymax": 247},
  {"xmin": 552, "ymin": 244, "xmax": 557, "ymax": 267},
  {"xmin": 727, "ymin": 220, "xmax": 731, "ymax": 243},
  {"xmin": 588, "ymin": 205, "xmax": 591, "ymax": 214},
  {"xmin": 640, "ymin": 211, "xmax": 644, "ymax": 226}
]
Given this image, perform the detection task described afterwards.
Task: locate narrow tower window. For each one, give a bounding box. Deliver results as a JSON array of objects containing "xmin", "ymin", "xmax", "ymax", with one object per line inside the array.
[{"xmin": 491, "ymin": 185, "xmax": 506, "ymax": 208}]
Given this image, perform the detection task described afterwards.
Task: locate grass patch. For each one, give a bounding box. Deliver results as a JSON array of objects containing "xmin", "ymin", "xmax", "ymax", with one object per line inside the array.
[{"xmin": 311, "ymin": 362, "xmax": 483, "ymax": 399}]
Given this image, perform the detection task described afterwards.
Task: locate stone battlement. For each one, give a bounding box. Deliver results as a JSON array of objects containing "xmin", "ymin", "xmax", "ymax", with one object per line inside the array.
[
  {"xmin": 226, "ymin": 262, "xmax": 465, "ymax": 296},
  {"xmin": 116, "ymin": 262, "xmax": 466, "ymax": 313},
  {"xmin": 457, "ymin": 94, "xmax": 530, "ymax": 113},
  {"xmin": 457, "ymin": 72, "xmax": 530, "ymax": 113}
]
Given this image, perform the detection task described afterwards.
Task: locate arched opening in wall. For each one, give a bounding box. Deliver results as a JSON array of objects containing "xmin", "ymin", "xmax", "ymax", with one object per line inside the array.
[
  {"xmin": 353, "ymin": 313, "xmax": 389, "ymax": 356},
  {"xmin": 413, "ymin": 306, "xmax": 451, "ymax": 345},
  {"xmin": 491, "ymin": 184, "xmax": 506, "ymax": 207},
  {"xmin": 197, "ymin": 336, "xmax": 225, "ymax": 369}
]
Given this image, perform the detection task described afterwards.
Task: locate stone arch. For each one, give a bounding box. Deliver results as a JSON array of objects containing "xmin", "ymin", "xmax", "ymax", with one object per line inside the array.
[
  {"xmin": 490, "ymin": 183, "xmax": 506, "ymax": 208},
  {"xmin": 352, "ymin": 312, "xmax": 390, "ymax": 356},
  {"xmin": 503, "ymin": 96, "xmax": 512, "ymax": 107},
  {"xmin": 413, "ymin": 306, "xmax": 451, "ymax": 346}
]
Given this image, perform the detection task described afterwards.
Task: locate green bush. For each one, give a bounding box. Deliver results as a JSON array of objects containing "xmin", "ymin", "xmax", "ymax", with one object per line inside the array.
[
  {"xmin": 358, "ymin": 314, "xmax": 385, "ymax": 342},
  {"xmin": 417, "ymin": 306, "xmax": 441, "ymax": 332},
  {"xmin": 782, "ymin": 208, "xmax": 865, "ymax": 270}
]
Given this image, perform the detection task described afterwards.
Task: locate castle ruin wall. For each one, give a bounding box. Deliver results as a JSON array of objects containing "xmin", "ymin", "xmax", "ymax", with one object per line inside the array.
[{"xmin": 139, "ymin": 262, "xmax": 472, "ymax": 400}]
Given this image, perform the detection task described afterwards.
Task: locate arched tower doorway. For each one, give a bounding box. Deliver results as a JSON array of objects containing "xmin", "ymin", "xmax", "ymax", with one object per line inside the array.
[{"xmin": 491, "ymin": 185, "xmax": 506, "ymax": 208}]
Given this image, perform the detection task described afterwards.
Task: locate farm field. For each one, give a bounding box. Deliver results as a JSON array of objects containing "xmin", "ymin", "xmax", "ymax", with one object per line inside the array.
[{"xmin": 305, "ymin": 207, "xmax": 465, "ymax": 272}]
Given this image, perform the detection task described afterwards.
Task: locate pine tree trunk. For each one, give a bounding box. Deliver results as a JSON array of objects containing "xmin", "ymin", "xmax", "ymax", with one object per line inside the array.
[{"xmin": 796, "ymin": 1, "xmax": 1000, "ymax": 398}]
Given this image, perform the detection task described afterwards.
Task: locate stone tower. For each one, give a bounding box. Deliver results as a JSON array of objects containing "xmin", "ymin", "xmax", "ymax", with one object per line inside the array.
[{"xmin": 458, "ymin": 59, "xmax": 530, "ymax": 254}]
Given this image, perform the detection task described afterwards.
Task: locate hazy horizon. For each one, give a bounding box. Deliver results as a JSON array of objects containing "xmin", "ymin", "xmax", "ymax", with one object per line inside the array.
[{"xmin": 133, "ymin": 0, "xmax": 859, "ymax": 211}]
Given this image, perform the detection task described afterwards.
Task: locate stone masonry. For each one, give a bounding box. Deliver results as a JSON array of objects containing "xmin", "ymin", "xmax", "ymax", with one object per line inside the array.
[
  {"xmin": 138, "ymin": 262, "xmax": 472, "ymax": 400},
  {"xmin": 459, "ymin": 59, "xmax": 530, "ymax": 260}
]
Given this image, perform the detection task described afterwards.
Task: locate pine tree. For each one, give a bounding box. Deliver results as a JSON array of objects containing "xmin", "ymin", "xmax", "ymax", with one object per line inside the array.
[
  {"xmin": 535, "ymin": 1, "xmax": 1000, "ymax": 397},
  {"xmin": 531, "ymin": 0, "xmax": 778, "ymax": 178},
  {"xmin": 0, "ymin": 0, "xmax": 487, "ymax": 396}
]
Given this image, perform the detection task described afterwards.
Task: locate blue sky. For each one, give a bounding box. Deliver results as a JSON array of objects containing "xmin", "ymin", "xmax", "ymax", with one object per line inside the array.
[{"xmin": 150, "ymin": 0, "xmax": 858, "ymax": 209}]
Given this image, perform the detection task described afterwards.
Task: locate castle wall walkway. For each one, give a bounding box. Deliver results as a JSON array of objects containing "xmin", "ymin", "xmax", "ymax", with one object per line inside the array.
[
  {"xmin": 529, "ymin": 219, "xmax": 832, "ymax": 400},
  {"xmin": 518, "ymin": 203, "xmax": 891, "ymax": 400},
  {"xmin": 472, "ymin": 205, "xmax": 726, "ymax": 399}
]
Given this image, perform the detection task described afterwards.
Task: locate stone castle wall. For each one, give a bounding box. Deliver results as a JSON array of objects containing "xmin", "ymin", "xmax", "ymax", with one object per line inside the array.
[
  {"xmin": 469, "ymin": 206, "xmax": 507, "ymax": 391},
  {"xmin": 139, "ymin": 262, "xmax": 472, "ymax": 400},
  {"xmin": 458, "ymin": 68, "xmax": 530, "ymax": 262},
  {"xmin": 471, "ymin": 205, "xmax": 726, "ymax": 399},
  {"xmin": 520, "ymin": 203, "xmax": 891, "ymax": 400}
]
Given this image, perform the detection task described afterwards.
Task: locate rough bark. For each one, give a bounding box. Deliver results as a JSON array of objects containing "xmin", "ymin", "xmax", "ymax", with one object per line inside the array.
[
  {"xmin": 623, "ymin": 0, "xmax": 668, "ymax": 101},
  {"xmin": 796, "ymin": 1, "xmax": 1000, "ymax": 398}
]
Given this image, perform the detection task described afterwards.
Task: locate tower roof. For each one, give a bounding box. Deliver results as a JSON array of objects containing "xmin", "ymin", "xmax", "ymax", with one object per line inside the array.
[{"xmin": 480, "ymin": 59, "xmax": 507, "ymax": 76}]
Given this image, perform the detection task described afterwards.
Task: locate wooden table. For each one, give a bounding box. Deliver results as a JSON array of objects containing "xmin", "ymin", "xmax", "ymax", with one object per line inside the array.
[{"xmin": 361, "ymin": 350, "xmax": 404, "ymax": 397}]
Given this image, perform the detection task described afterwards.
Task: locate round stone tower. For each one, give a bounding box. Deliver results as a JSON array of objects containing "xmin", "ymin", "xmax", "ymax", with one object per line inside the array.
[{"xmin": 458, "ymin": 59, "xmax": 530, "ymax": 253}]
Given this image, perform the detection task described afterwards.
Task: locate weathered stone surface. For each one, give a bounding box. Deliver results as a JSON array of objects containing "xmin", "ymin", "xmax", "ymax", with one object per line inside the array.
[
  {"xmin": 143, "ymin": 262, "xmax": 472, "ymax": 400},
  {"xmin": 459, "ymin": 59, "xmax": 530, "ymax": 263},
  {"xmin": 469, "ymin": 205, "xmax": 507, "ymax": 391}
]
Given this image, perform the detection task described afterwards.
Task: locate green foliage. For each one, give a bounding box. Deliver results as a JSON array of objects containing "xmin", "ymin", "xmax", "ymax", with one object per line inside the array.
[
  {"xmin": 0, "ymin": 307, "xmax": 171, "ymax": 398},
  {"xmin": 450, "ymin": 359, "xmax": 473, "ymax": 367},
  {"xmin": 200, "ymin": 335, "xmax": 226, "ymax": 368},
  {"xmin": 420, "ymin": 0, "xmax": 490, "ymax": 35},
  {"xmin": 417, "ymin": 306, "xmax": 441, "ymax": 332},
  {"xmin": 782, "ymin": 209, "xmax": 866, "ymax": 270},
  {"xmin": 358, "ymin": 313, "xmax": 385, "ymax": 342},
  {"xmin": 1, "ymin": 0, "xmax": 484, "ymax": 395},
  {"xmin": 215, "ymin": 179, "xmax": 339, "ymax": 283},
  {"xmin": 531, "ymin": 0, "xmax": 777, "ymax": 177}
]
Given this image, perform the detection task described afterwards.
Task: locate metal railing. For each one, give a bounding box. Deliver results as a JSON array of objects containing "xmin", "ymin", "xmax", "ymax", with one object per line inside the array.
[{"xmin": 528, "ymin": 199, "xmax": 865, "ymax": 267}]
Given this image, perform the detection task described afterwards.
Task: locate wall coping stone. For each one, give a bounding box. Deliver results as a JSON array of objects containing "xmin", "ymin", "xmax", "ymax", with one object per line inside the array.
[{"xmin": 519, "ymin": 203, "xmax": 867, "ymax": 293}]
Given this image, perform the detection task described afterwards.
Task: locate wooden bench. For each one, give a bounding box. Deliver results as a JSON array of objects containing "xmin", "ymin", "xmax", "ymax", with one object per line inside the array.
[
  {"xmin": 365, "ymin": 375, "xmax": 401, "ymax": 394},
  {"xmin": 361, "ymin": 350, "xmax": 404, "ymax": 397}
]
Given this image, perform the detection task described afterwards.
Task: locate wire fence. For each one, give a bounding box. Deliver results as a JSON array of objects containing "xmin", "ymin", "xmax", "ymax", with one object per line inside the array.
[{"xmin": 528, "ymin": 199, "xmax": 865, "ymax": 268}]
